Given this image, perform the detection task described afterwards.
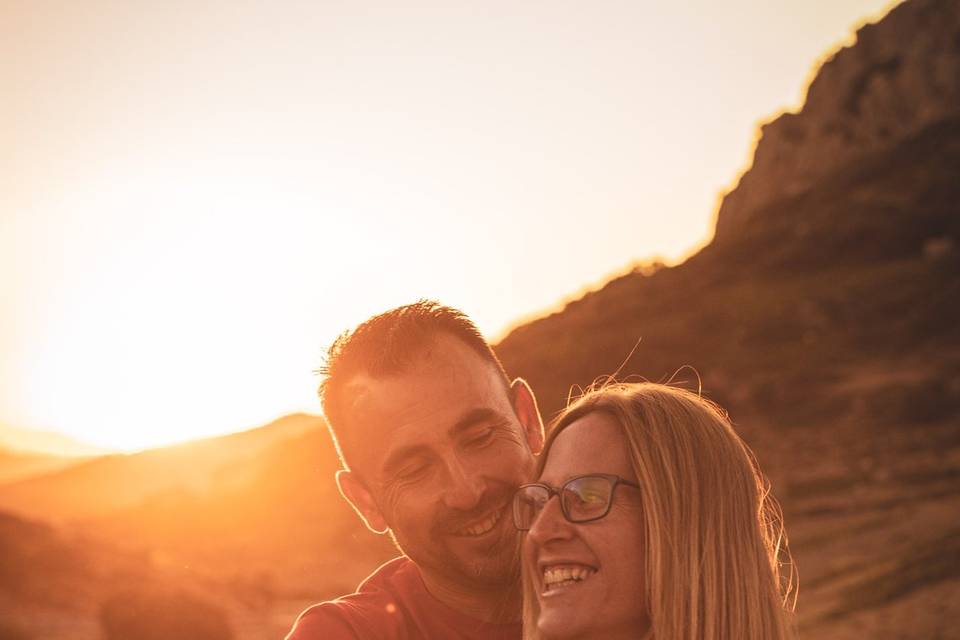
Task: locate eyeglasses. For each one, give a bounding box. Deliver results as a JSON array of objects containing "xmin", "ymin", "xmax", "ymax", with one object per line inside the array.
[{"xmin": 512, "ymin": 473, "xmax": 640, "ymax": 531}]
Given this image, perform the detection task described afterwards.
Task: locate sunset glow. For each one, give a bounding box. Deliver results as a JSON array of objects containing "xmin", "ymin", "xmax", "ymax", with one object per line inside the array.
[{"xmin": 1, "ymin": 0, "xmax": 897, "ymax": 451}]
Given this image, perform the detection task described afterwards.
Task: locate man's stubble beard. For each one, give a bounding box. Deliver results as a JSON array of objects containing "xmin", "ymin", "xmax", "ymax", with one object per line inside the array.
[{"xmin": 388, "ymin": 510, "xmax": 521, "ymax": 589}]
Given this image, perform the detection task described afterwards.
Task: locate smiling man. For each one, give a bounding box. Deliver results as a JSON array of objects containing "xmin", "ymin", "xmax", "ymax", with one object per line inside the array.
[{"xmin": 286, "ymin": 301, "xmax": 544, "ymax": 640}]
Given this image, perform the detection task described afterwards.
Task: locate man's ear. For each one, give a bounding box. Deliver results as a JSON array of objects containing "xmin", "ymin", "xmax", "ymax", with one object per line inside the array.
[
  {"xmin": 510, "ymin": 377, "xmax": 544, "ymax": 455},
  {"xmin": 336, "ymin": 469, "xmax": 389, "ymax": 535}
]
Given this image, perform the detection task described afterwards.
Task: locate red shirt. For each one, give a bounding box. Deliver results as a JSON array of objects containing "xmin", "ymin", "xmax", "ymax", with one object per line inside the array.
[{"xmin": 285, "ymin": 557, "xmax": 521, "ymax": 640}]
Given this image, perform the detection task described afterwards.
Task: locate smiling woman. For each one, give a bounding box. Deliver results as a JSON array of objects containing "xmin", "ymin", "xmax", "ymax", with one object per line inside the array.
[{"xmin": 517, "ymin": 383, "xmax": 796, "ymax": 640}]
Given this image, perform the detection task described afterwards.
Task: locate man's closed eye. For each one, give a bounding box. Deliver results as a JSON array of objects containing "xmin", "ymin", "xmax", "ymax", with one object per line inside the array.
[
  {"xmin": 463, "ymin": 428, "xmax": 496, "ymax": 449},
  {"xmin": 396, "ymin": 462, "xmax": 430, "ymax": 482}
]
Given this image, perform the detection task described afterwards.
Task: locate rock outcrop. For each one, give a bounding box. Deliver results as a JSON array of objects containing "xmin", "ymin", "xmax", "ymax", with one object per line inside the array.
[
  {"xmin": 715, "ymin": 0, "xmax": 960, "ymax": 241},
  {"xmin": 495, "ymin": 2, "xmax": 960, "ymax": 637}
]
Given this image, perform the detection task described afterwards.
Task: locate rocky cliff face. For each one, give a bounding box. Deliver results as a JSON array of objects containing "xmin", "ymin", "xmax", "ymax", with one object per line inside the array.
[
  {"xmin": 714, "ymin": 0, "xmax": 960, "ymax": 241},
  {"xmin": 495, "ymin": 1, "xmax": 960, "ymax": 637}
]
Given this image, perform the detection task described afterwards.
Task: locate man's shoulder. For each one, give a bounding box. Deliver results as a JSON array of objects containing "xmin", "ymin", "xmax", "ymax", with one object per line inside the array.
[
  {"xmin": 286, "ymin": 556, "xmax": 521, "ymax": 640},
  {"xmin": 285, "ymin": 557, "xmax": 418, "ymax": 640},
  {"xmin": 356, "ymin": 555, "xmax": 417, "ymax": 592}
]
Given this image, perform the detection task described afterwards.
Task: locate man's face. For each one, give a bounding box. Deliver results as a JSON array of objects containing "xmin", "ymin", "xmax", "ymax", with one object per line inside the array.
[{"xmin": 342, "ymin": 334, "xmax": 540, "ymax": 589}]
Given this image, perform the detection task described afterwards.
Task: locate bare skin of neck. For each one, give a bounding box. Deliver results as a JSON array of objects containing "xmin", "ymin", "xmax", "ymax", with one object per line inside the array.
[{"xmin": 419, "ymin": 569, "xmax": 522, "ymax": 624}]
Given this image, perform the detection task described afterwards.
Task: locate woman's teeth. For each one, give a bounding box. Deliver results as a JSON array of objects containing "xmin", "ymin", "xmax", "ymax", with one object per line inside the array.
[
  {"xmin": 542, "ymin": 565, "xmax": 597, "ymax": 590},
  {"xmin": 458, "ymin": 508, "xmax": 503, "ymax": 537}
]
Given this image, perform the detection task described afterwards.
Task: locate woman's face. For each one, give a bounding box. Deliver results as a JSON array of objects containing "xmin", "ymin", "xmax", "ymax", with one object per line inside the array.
[{"xmin": 524, "ymin": 412, "xmax": 649, "ymax": 640}]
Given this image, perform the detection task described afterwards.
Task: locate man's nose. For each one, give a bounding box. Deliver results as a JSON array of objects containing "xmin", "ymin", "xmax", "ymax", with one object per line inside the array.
[
  {"xmin": 440, "ymin": 456, "xmax": 485, "ymax": 511},
  {"xmin": 526, "ymin": 495, "xmax": 574, "ymax": 545}
]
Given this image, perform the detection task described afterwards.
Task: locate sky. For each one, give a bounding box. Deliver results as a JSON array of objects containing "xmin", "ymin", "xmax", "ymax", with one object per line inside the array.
[{"xmin": 1, "ymin": 0, "xmax": 897, "ymax": 452}]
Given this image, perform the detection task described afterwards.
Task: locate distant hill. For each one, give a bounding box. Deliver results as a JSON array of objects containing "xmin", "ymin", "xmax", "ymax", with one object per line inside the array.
[
  {"xmin": 0, "ymin": 508, "xmax": 264, "ymax": 640},
  {"xmin": 0, "ymin": 423, "xmax": 108, "ymax": 458},
  {"xmin": 84, "ymin": 423, "xmax": 395, "ymax": 595},
  {"xmin": 0, "ymin": 412, "xmax": 322, "ymax": 521},
  {"xmin": 0, "ymin": 413, "xmax": 396, "ymax": 639},
  {"xmin": 0, "ymin": 448, "xmax": 87, "ymax": 485},
  {"xmin": 0, "ymin": 410, "xmax": 394, "ymax": 593},
  {"xmin": 495, "ymin": 1, "xmax": 960, "ymax": 638}
]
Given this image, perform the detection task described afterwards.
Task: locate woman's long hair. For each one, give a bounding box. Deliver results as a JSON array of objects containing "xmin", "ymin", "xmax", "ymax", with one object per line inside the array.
[{"xmin": 521, "ymin": 382, "xmax": 797, "ymax": 640}]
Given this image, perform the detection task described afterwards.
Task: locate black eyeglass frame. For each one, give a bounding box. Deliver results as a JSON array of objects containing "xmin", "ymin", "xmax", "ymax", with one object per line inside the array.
[{"xmin": 512, "ymin": 473, "xmax": 641, "ymax": 531}]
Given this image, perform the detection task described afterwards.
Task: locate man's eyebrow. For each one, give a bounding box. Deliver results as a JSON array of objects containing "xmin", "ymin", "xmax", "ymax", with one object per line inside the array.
[{"xmin": 449, "ymin": 407, "xmax": 508, "ymax": 436}]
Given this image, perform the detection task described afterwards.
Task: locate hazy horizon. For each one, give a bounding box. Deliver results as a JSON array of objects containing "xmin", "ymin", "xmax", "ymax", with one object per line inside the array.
[{"xmin": 2, "ymin": 0, "xmax": 897, "ymax": 452}]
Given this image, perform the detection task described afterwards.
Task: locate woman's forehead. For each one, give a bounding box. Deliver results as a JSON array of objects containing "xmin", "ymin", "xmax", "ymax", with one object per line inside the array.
[{"xmin": 540, "ymin": 412, "xmax": 634, "ymax": 483}]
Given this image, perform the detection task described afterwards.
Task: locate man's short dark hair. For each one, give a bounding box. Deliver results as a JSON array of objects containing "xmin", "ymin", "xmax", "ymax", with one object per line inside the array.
[{"xmin": 318, "ymin": 300, "xmax": 510, "ymax": 469}]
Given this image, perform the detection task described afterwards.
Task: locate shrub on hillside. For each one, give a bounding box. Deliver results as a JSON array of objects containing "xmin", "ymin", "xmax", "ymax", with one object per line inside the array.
[
  {"xmin": 99, "ymin": 585, "xmax": 233, "ymax": 640},
  {"xmin": 0, "ymin": 620, "xmax": 32, "ymax": 640}
]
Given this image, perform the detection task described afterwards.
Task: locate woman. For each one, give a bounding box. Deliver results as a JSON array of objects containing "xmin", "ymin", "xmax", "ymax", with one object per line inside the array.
[{"xmin": 513, "ymin": 383, "xmax": 796, "ymax": 640}]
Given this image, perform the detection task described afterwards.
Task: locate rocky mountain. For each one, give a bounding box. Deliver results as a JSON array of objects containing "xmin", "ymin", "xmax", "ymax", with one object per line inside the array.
[
  {"xmin": 496, "ymin": 1, "xmax": 960, "ymax": 638},
  {"xmin": 714, "ymin": 0, "xmax": 960, "ymax": 241}
]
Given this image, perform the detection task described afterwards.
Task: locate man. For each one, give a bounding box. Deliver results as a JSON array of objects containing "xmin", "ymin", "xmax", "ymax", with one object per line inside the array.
[{"xmin": 286, "ymin": 301, "xmax": 544, "ymax": 639}]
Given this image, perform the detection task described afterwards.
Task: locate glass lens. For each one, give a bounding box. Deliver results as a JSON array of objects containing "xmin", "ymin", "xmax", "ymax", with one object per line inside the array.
[
  {"xmin": 562, "ymin": 476, "xmax": 613, "ymax": 522},
  {"xmin": 513, "ymin": 485, "xmax": 550, "ymax": 530}
]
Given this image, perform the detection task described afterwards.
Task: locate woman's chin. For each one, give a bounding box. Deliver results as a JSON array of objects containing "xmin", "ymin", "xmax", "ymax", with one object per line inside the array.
[
  {"xmin": 537, "ymin": 607, "xmax": 650, "ymax": 640},
  {"xmin": 536, "ymin": 609, "xmax": 585, "ymax": 639}
]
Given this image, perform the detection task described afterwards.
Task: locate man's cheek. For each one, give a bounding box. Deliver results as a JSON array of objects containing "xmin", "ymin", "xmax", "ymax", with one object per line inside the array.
[{"xmin": 379, "ymin": 483, "xmax": 413, "ymax": 518}]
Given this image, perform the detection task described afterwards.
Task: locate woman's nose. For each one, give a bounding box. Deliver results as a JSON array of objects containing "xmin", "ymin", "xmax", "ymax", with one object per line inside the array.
[{"xmin": 526, "ymin": 495, "xmax": 575, "ymax": 544}]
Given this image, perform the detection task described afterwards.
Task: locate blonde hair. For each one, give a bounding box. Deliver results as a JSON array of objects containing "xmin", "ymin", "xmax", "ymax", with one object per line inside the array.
[{"xmin": 522, "ymin": 383, "xmax": 797, "ymax": 640}]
